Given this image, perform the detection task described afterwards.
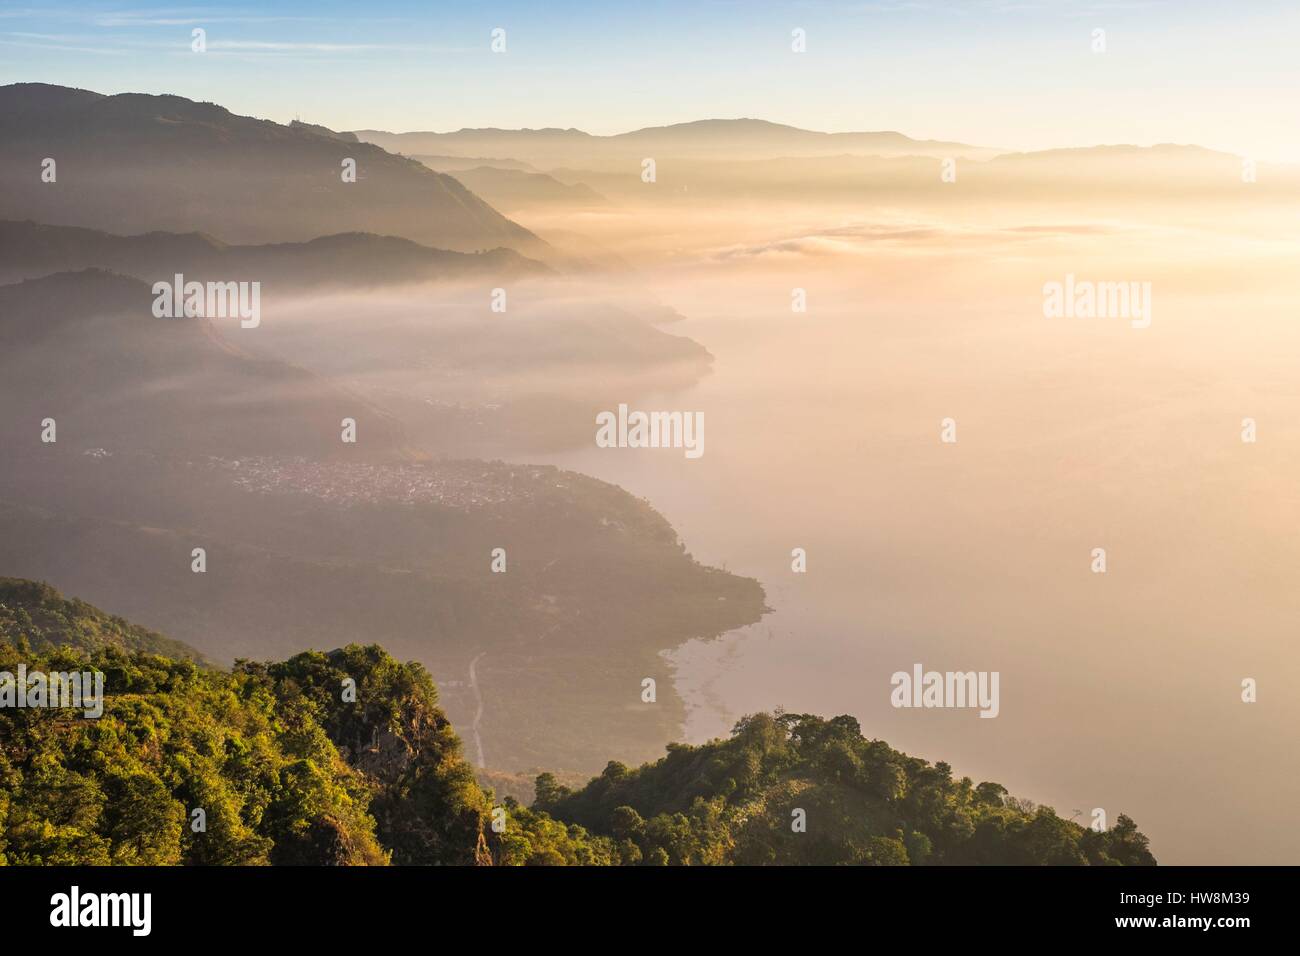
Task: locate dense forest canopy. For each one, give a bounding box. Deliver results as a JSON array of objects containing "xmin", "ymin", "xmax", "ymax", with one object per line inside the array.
[{"xmin": 0, "ymin": 580, "xmax": 1155, "ymax": 865}]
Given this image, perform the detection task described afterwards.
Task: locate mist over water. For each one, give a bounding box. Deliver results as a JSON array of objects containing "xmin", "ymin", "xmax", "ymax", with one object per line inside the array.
[{"xmin": 524, "ymin": 243, "xmax": 1300, "ymax": 866}]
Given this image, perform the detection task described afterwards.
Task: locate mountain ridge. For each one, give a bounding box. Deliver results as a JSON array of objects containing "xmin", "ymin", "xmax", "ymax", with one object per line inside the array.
[
  {"xmin": 0, "ymin": 576, "xmax": 207, "ymax": 662},
  {"xmin": 353, "ymin": 117, "xmax": 1001, "ymax": 167},
  {"xmin": 0, "ymin": 83, "xmax": 546, "ymax": 255},
  {"xmin": 0, "ymin": 219, "xmax": 549, "ymax": 287},
  {"xmin": 0, "ymin": 268, "xmax": 405, "ymax": 458}
]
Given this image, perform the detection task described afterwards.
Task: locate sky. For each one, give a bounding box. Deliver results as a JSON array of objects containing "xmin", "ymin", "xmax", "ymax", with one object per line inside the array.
[{"xmin": 2, "ymin": 1, "xmax": 1299, "ymax": 160}]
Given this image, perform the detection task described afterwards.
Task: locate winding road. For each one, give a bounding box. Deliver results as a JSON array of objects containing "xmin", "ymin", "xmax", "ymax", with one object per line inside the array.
[{"xmin": 468, "ymin": 652, "xmax": 487, "ymax": 768}]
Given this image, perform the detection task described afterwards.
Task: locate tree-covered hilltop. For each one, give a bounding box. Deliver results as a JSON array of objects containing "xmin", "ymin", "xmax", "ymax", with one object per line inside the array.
[
  {"xmin": 0, "ymin": 581, "xmax": 1156, "ymax": 866},
  {"xmin": 536, "ymin": 712, "xmax": 1156, "ymax": 866},
  {"xmin": 244, "ymin": 645, "xmax": 493, "ymax": 865},
  {"xmin": 0, "ymin": 577, "xmax": 207, "ymax": 662}
]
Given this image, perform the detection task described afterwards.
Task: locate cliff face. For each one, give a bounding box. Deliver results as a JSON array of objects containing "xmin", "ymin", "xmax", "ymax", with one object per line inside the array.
[{"xmin": 260, "ymin": 645, "xmax": 496, "ymax": 866}]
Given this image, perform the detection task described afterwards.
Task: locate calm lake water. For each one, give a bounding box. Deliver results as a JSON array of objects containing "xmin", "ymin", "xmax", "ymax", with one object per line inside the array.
[{"xmin": 525, "ymin": 259, "xmax": 1300, "ymax": 865}]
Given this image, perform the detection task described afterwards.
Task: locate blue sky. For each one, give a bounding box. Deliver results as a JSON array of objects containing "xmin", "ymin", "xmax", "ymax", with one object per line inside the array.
[{"xmin": 2, "ymin": 1, "xmax": 1298, "ymax": 159}]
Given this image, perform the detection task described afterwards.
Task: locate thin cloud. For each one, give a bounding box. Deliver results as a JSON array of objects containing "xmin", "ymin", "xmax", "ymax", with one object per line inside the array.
[{"xmin": 0, "ymin": 38, "xmax": 128, "ymax": 54}]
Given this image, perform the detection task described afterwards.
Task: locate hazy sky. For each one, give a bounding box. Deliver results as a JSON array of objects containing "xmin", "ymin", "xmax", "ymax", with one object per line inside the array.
[{"xmin": 2, "ymin": 0, "xmax": 1298, "ymax": 160}]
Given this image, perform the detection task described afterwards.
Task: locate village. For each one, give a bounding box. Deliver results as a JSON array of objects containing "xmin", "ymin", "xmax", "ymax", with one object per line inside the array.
[{"xmin": 210, "ymin": 455, "xmax": 567, "ymax": 510}]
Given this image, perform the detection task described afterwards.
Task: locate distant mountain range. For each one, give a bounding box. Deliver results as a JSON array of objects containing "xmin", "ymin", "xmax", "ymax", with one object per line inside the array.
[
  {"xmin": 353, "ymin": 117, "xmax": 1300, "ymax": 207},
  {"xmin": 356, "ymin": 118, "xmax": 1001, "ymax": 170},
  {"xmin": 533, "ymin": 143, "xmax": 1291, "ymax": 205},
  {"xmin": 411, "ymin": 163, "xmax": 607, "ymax": 212},
  {"xmin": 0, "ymin": 220, "xmax": 548, "ymax": 288},
  {"xmin": 0, "ymin": 84, "xmax": 544, "ymax": 255}
]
